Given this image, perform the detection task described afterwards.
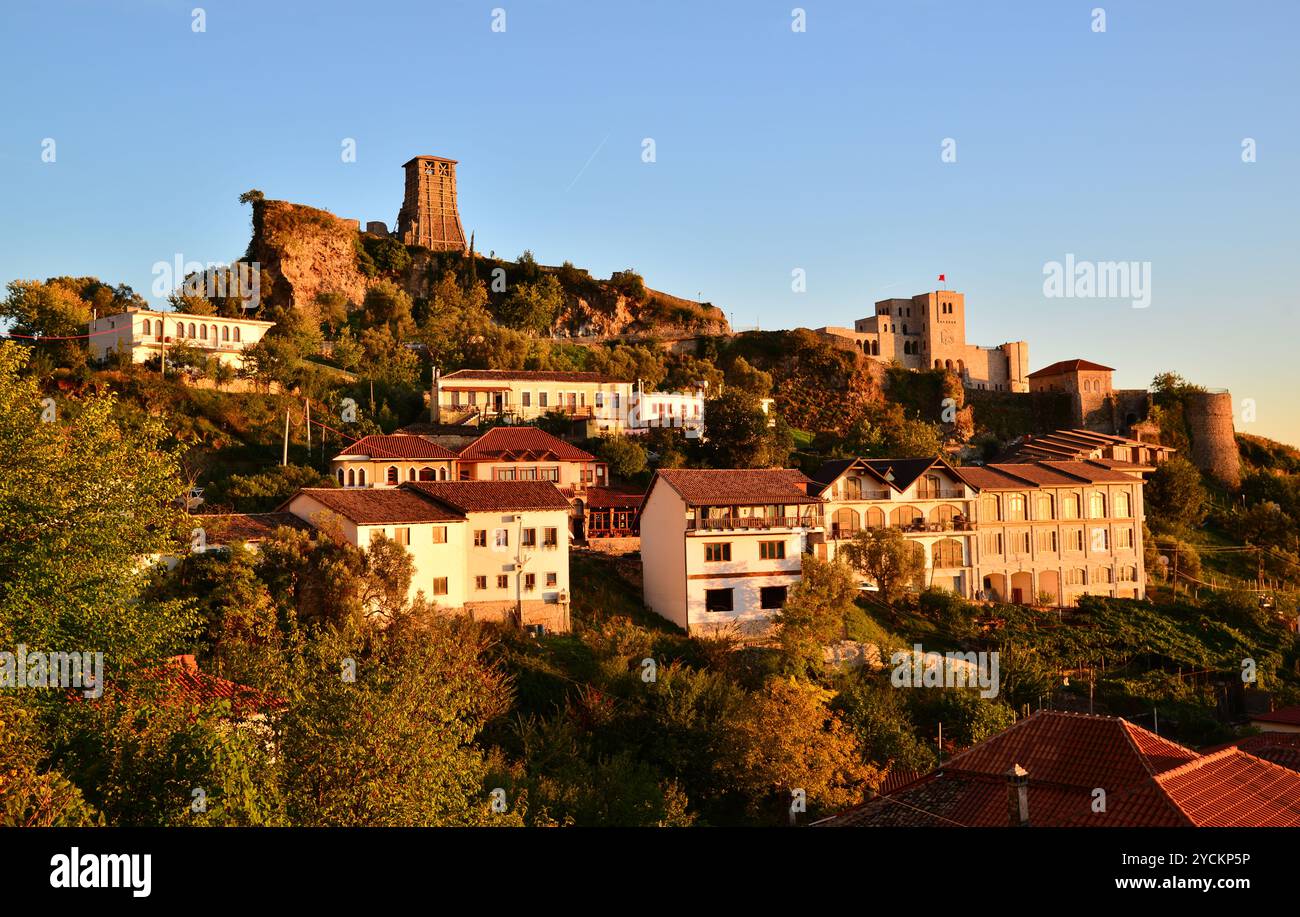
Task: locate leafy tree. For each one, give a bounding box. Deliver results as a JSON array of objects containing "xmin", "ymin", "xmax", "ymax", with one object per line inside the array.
[
  {"xmin": 277, "ymin": 616, "xmax": 514, "ymax": 826},
  {"xmin": 608, "ymin": 268, "xmax": 647, "ymax": 302},
  {"xmin": 718, "ymin": 678, "xmax": 877, "ymax": 821},
  {"xmin": 1146, "ymin": 456, "xmax": 1208, "ymax": 530},
  {"xmin": 0, "ymin": 695, "xmax": 99, "ymax": 826},
  {"xmin": 499, "ymin": 275, "xmax": 565, "ymax": 333},
  {"xmin": 359, "ymin": 280, "xmax": 415, "ymax": 338},
  {"xmin": 841, "ymin": 529, "xmax": 926, "ymax": 604},
  {"xmin": 361, "ymin": 235, "xmax": 413, "ymax": 276},
  {"xmin": 830, "ymin": 674, "xmax": 938, "ymax": 775},
  {"xmin": 703, "ymin": 388, "xmax": 791, "ymax": 468},
  {"xmin": 775, "ymin": 555, "xmax": 860, "ymax": 674},
  {"xmin": 207, "ymin": 463, "xmax": 336, "ymax": 513},
  {"xmin": 594, "ymin": 435, "xmax": 647, "ymax": 479}
]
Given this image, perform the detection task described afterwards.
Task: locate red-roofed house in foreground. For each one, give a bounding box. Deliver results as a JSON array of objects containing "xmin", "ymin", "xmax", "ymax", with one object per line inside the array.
[{"xmin": 815, "ymin": 711, "xmax": 1300, "ymax": 827}]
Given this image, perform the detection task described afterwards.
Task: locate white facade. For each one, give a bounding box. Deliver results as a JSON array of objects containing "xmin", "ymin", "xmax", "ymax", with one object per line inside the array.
[
  {"xmin": 89, "ymin": 307, "xmax": 274, "ymax": 370},
  {"xmin": 627, "ymin": 382, "xmax": 706, "ymax": 439}
]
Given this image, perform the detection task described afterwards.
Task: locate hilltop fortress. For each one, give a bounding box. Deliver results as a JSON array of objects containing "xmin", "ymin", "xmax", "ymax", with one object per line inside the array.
[{"xmin": 818, "ymin": 290, "xmax": 1029, "ymax": 393}]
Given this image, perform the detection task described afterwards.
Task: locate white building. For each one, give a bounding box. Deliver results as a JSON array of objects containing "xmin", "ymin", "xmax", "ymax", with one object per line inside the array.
[
  {"xmin": 88, "ymin": 306, "xmax": 275, "ymax": 370},
  {"xmin": 627, "ymin": 380, "xmax": 706, "ymax": 439},
  {"xmin": 639, "ymin": 468, "xmax": 825, "ymax": 635},
  {"xmin": 285, "ymin": 480, "xmax": 573, "ymax": 633}
]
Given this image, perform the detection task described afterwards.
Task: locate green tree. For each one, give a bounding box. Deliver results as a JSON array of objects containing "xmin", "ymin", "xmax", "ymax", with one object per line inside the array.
[
  {"xmin": 499, "ymin": 275, "xmax": 565, "ymax": 333},
  {"xmin": 775, "ymin": 554, "xmax": 860, "ymax": 675},
  {"xmin": 1146, "ymin": 456, "xmax": 1208, "ymax": 530},
  {"xmin": 594, "ymin": 435, "xmax": 647, "ymax": 479},
  {"xmin": 703, "ymin": 388, "xmax": 791, "ymax": 468},
  {"xmin": 841, "ymin": 528, "xmax": 926, "ymax": 604}
]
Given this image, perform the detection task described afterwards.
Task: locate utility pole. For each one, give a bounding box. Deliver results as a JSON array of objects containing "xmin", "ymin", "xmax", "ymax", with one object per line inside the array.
[
  {"xmin": 282, "ymin": 406, "xmax": 290, "ymax": 466},
  {"xmin": 305, "ymin": 398, "xmax": 311, "ymax": 460}
]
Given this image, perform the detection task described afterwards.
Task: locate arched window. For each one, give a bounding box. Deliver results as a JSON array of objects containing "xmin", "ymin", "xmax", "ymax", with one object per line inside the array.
[
  {"xmin": 981, "ymin": 494, "xmax": 1001, "ymax": 522},
  {"xmin": 336, "ymin": 468, "xmax": 345, "ymax": 485},
  {"xmin": 233, "ymin": 327, "xmax": 241, "ymax": 342},
  {"xmin": 347, "ymin": 468, "xmax": 355, "ymax": 487},
  {"xmin": 408, "ymin": 468, "xmax": 417, "ymax": 481},
  {"xmin": 889, "ymin": 506, "xmax": 922, "ymax": 529},
  {"xmin": 188, "ymin": 322, "xmax": 196, "ymax": 337},
  {"xmin": 934, "ymin": 360, "xmax": 943, "ymax": 370},
  {"xmin": 1065, "ymin": 567, "xmax": 1087, "ymax": 586},
  {"xmin": 1118, "ymin": 565, "xmax": 1138, "ymax": 582},
  {"xmin": 439, "ymin": 467, "xmax": 448, "ymax": 481},
  {"xmin": 957, "ymin": 359, "xmax": 965, "ymax": 375},
  {"xmin": 419, "ymin": 467, "xmax": 436, "ymax": 481},
  {"xmin": 1006, "ymin": 493, "xmax": 1027, "ymax": 521},
  {"xmin": 1035, "ymin": 493, "xmax": 1055, "ymax": 520},
  {"xmin": 865, "ymin": 506, "xmax": 885, "ymax": 529},
  {"xmin": 1114, "ymin": 490, "xmax": 1131, "ymax": 518},
  {"xmin": 929, "ymin": 504, "xmax": 961, "ymax": 525},
  {"xmin": 386, "ymin": 466, "xmax": 400, "ymax": 485},
  {"xmin": 221, "ymin": 326, "xmax": 229, "ymax": 341},
  {"xmin": 945, "ymin": 359, "xmax": 953, "ymax": 371},
  {"xmin": 1095, "ymin": 567, "xmax": 1114, "ymax": 584},
  {"xmin": 1061, "ymin": 493, "xmax": 1081, "ymax": 519},
  {"xmin": 154, "ymin": 320, "xmax": 163, "ymax": 338},
  {"xmin": 199, "ymin": 324, "xmax": 207, "ymax": 340},
  {"xmin": 1089, "ymin": 491, "xmax": 1107, "ymax": 518},
  {"xmin": 210, "ymin": 324, "xmax": 218, "ymax": 341},
  {"xmin": 833, "ymin": 507, "xmax": 860, "ymax": 539},
  {"xmin": 357, "ymin": 468, "xmax": 366, "ymax": 486},
  {"xmin": 902, "ymin": 324, "xmax": 909, "ymax": 335},
  {"xmin": 932, "ymin": 538, "xmax": 964, "ymax": 569}
]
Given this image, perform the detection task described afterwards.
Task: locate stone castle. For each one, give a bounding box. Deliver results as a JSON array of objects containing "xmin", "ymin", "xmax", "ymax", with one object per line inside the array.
[
  {"xmin": 363, "ymin": 155, "xmax": 468, "ymax": 252},
  {"xmin": 818, "ymin": 290, "xmax": 1029, "ymax": 392}
]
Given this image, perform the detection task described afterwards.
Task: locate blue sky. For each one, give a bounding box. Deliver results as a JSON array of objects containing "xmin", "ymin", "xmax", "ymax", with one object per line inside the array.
[{"xmin": 2, "ymin": 1, "xmax": 1297, "ymax": 443}]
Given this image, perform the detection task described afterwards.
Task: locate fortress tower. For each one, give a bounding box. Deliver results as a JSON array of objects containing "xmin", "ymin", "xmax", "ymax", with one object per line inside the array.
[{"xmin": 396, "ymin": 156, "xmax": 467, "ymax": 252}]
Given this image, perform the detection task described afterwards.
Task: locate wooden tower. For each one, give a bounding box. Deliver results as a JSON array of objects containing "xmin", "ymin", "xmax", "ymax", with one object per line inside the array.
[{"xmin": 396, "ymin": 155, "xmax": 467, "ymax": 252}]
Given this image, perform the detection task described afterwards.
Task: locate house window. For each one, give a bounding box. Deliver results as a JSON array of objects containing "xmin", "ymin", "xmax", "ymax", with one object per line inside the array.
[
  {"xmin": 546, "ymin": 572, "xmax": 558, "ymax": 587},
  {"xmin": 760, "ymin": 586, "xmax": 788, "ymax": 609},
  {"xmin": 1089, "ymin": 491, "xmax": 1107, "ymax": 518},
  {"xmin": 387, "ymin": 466, "xmax": 399, "ymax": 485},
  {"xmin": 1006, "ymin": 494, "xmax": 1027, "ymax": 521},
  {"xmin": 760, "ymin": 540, "xmax": 786, "ymax": 560},
  {"xmin": 981, "ymin": 495, "xmax": 1001, "ymax": 522},
  {"xmin": 357, "ymin": 468, "xmax": 366, "ymax": 487},
  {"xmin": 522, "ymin": 391, "xmax": 531, "ymax": 407},
  {"xmin": 539, "ymin": 392, "xmax": 549, "ymax": 408},
  {"xmin": 1066, "ymin": 528, "xmax": 1085, "ymax": 551},
  {"xmin": 395, "ymin": 527, "xmax": 410, "ymax": 546},
  {"xmin": 1116, "ymin": 527, "xmax": 1133, "ymax": 549},
  {"xmin": 432, "ymin": 577, "xmax": 449, "ymax": 596},
  {"xmin": 524, "ymin": 573, "xmax": 536, "ymax": 592},
  {"xmin": 495, "ymin": 468, "xmax": 517, "ymax": 481},
  {"xmin": 932, "ymin": 538, "xmax": 964, "ymax": 568},
  {"xmin": 232, "ymin": 327, "xmax": 241, "ymax": 343},
  {"xmin": 1065, "ymin": 568, "xmax": 1087, "ymax": 586},
  {"xmin": 419, "ymin": 467, "xmax": 437, "ymax": 481},
  {"xmin": 522, "ymin": 528, "xmax": 537, "ymax": 547},
  {"xmin": 705, "ymin": 543, "xmax": 732, "ymax": 562},
  {"xmin": 705, "ymin": 588, "xmax": 734, "ymax": 612},
  {"xmin": 221, "ymin": 326, "xmax": 229, "ymax": 342},
  {"xmin": 475, "ymin": 576, "xmax": 487, "ymax": 590},
  {"xmin": 495, "ymin": 529, "xmax": 509, "ymax": 548},
  {"xmin": 1035, "ymin": 494, "xmax": 1055, "ymax": 520},
  {"xmin": 474, "ymin": 530, "xmax": 487, "ymax": 547},
  {"xmin": 1036, "ymin": 530, "xmax": 1058, "ymax": 552},
  {"xmin": 1115, "ymin": 491, "xmax": 1132, "ymax": 518},
  {"xmin": 497, "ymin": 574, "xmax": 509, "ymax": 589},
  {"xmin": 431, "ymin": 526, "xmax": 446, "ymax": 544},
  {"xmin": 595, "ymin": 392, "xmax": 604, "ymax": 409},
  {"xmin": 982, "ymin": 531, "xmax": 1003, "ymax": 555},
  {"xmin": 1061, "ymin": 494, "xmax": 1081, "ymax": 519},
  {"xmin": 1118, "ymin": 565, "xmax": 1138, "ymax": 582},
  {"xmin": 337, "ymin": 468, "xmax": 345, "ymax": 485},
  {"xmin": 543, "ymin": 527, "xmax": 558, "ymax": 546}
]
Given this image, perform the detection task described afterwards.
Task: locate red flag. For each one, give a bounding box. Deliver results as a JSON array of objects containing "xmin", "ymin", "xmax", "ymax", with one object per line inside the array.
[{"xmin": 938, "ymin": 274, "xmax": 945, "ymax": 282}]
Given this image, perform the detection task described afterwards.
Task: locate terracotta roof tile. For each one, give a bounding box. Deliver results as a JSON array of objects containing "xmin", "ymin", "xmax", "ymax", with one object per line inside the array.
[
  {"xmin": 404, "ymin": 480, "xmax": 573, "ymax": 513},
  {"xmin": 1027, "ymin": 359, "xmax": 1115, "ymax": 378},
  {"xmin": 442, "ymin": 369, "xmax": 621, "ymax": 384},
  {"xmin": 291, "ymin": 488, "xmax": 464, "ymax": 524},
  {"xmin": 191, "ymin": 512, "xmax": 312, "ymax": 544},
  {"xmin": 1250, "ymin": 705, "xmax": 1300, "ymax": 726},
  {"xmin": 650, "ymin": 468, "xmax": 823, "ymax": 507},
  {"xmin": 459, "ymin": 426, "xmax": 596, "ymax": 462},
  {"xmin": 336, "ymin": 434, "xmax": 458, "ymax": 461}
]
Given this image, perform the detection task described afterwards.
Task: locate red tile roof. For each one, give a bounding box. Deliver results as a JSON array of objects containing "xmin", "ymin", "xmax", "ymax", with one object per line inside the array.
[
  {"xmin": 954, "ymin": 460, "xmax": 1142, "ymax": 491},
  {"xmin": 1027, "ymin": 359, "xmax": 1115, "ymax": 378},
  {"xmin": 291, "ymin": 488, "xmax": 464, "ymax": 525},
  {"xmin": 150, "ymin": 655, "xmax": 283, "ymax": 718},
  {"xmin": 191, "ymin": 512, "xmax": 312, "ymax": 544},
  {"xmin": 649, "ymin": 468, "xmax": 823, "ymax": 507},
  {"xmin": 1250, "ymin": 705, "xmax": 1300, "ymax": 726},
  {"xmin": 335, "ymin": 434, "xmax": 458, "ymax": 461},
  {"xmin": 441, "ymin": 369, "xmax": 621, "ymax": 384},
  {"xmin": 458, "ymin": 426, "xmax": 596, "ymax": 462},
  {"xmin": 579, "ymin": 486, "xmax": 645, "ymax": 509},
  {"xmin": 1202, "ymin": 733, "xmax": 1300, "ymax": 772},
  {"xmin": 404, "ymin": 480, "xmax": 573, "ymax": 513},
  {"xmin": 814, "ymin": 712, "xmax": 1300, "ymax": 828}
]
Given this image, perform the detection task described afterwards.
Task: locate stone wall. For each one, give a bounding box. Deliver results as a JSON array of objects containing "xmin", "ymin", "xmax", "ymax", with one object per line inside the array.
[{"xmin": 1184, "ymin": 391, "xmax": 1241, "ymax": 488}]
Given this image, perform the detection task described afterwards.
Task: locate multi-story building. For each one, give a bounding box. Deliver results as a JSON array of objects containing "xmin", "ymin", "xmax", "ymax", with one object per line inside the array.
[
  {"xmin": 331, "ymin": 434, "xmax": 458, "ymax": 488},
  {"xmin": 817, "ymin": 290, "xmax": 1029, "ymax": 392},
  {"xmin": 455, "ymin": 426, "xmax": 608, "ymax": 489},
  {"xmin": 285, "ymin": 481, "xmax": 572, "ymax": 632},
  {"xmin": 807, "ymin": 457, "xmax": 980, "ymax": 597},
  {"xmin": 434, "ymin": 369, "xmax": 632, "ymax": 432},
  {"xmin": 88, "ymin": 306, "xmax": 275, "ymax": 370},
  {"xmin": 954, "ymin": 461, "xmax": 1147, "ymax": 604},
  {"xmin": 639, "ymin": 468, "xmax": 825, "ymax": 635},
  {"xmin": 432, "ymin": 369, "xmax": 707, "ymax": 437}
]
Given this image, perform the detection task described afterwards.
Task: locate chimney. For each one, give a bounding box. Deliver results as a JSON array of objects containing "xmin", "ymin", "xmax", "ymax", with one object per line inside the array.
[
  {"xmin": 431, "ymin": 366, "xmax": 441, "ymax": 424},
  {"xmin": 1006, "ymin": 764, "xmax": 1029, "ymax": 827}
]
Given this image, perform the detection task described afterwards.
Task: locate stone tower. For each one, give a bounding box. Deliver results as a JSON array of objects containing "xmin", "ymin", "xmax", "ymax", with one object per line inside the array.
[
  {"xmin": 397, "ymin": 156, "xmax": 467, "ymax": 252},
  {"xmin": 1184, "ymin": 390, "xmax": 1241, "ymax": 488}
]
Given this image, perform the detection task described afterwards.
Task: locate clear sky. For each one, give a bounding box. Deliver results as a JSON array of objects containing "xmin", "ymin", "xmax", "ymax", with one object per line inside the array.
[{"xmin": 2, "ymin": 1, "xmax": 1297, "ymax": 444}]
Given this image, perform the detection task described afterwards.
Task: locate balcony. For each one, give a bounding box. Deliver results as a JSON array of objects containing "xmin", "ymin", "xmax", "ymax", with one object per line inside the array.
[{"xmin": 689, "ymin": 515, "xmax": 822, "ymax": 532}]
